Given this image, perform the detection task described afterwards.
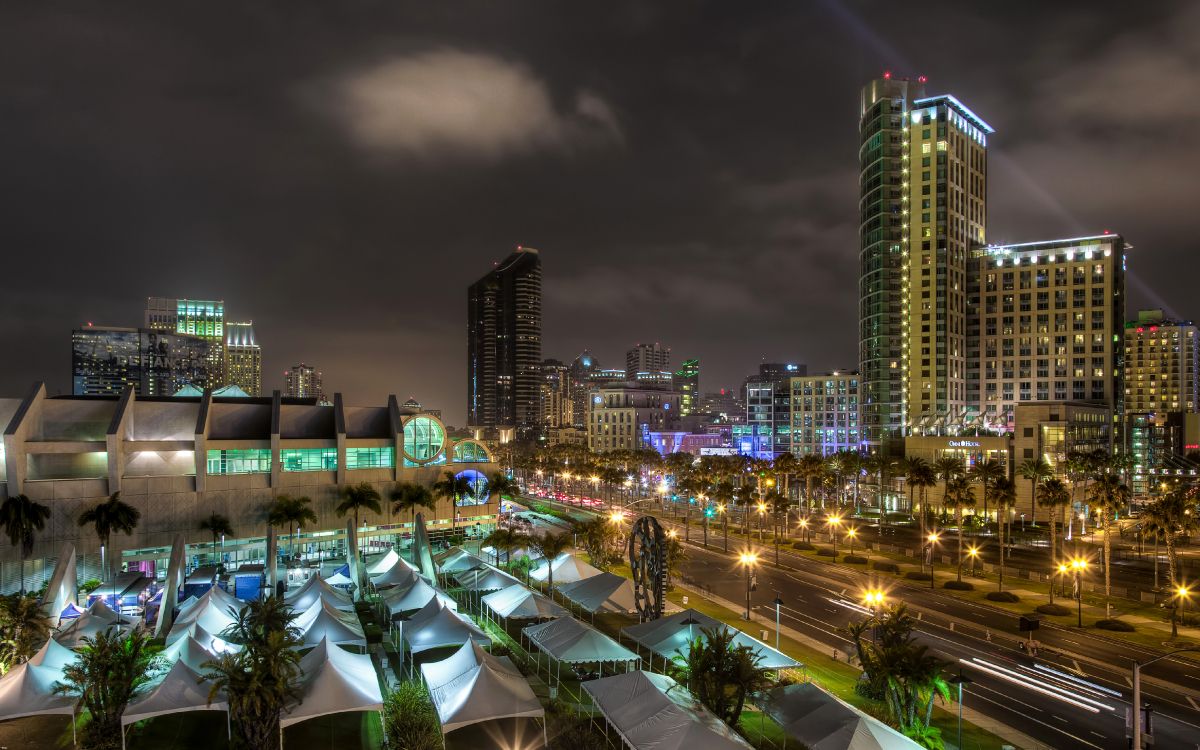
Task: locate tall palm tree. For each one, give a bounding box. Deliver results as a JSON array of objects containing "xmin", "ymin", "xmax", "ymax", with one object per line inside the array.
[
  {"xmin": 934, "ymin": 456, "xmax": 963, "ymax": 525},
  {"xmin": 907, "ymin": 462, "xmax": 937, "ymax": 542},
  {"xmin": 0, "ymin": 494, "xmax": 52, "ymax": 595},
  {"xmin": 56, "ymin": 629, "xmax": 159, "ymax": 748},
  {"xmin": 0, "ymin": 593, "xmax": 52, "ymax": 674},
  {"xmin": 77, "ymin": 492, "xmax": 141, "ymax": 581},
  {"xmin": 266, "ymin": 494, "xmax": 317, "ymax": 558},
  {"xmin": 527, "ymin": 531, "xmax": 572, "ymax": 591},
  {"xmin": 485, "ymin": 472, "xmax": 518, "ymax": 507},
  {"xmin": 198, "ymin": 513, "xmax": 234, "ymax": 567},
  {"xmin": 1144, "ymin": 490, "xmax": 1200, "ymax": 637},
  {"xmin": 482, "ymin": 528, "xmax": 520, "ymax": 566},
  {"xmin": 1018, "ymin": 458, "xmax": 1052, "ymax": 527},
  {"xmin": 337, "ymin": 482, "xmax": 382, "ymax": 532},
  {"xmin": 391, "ymin": 482, "xmax": 436, "ymax": 526},
  {"xmin": 944, "ymin": 475, "xmax": 975, "ymax": 582},
  {"xmin": 993, "ymin": 477, "xmax": 1017, "ymax": 592},
  {"xmin": 868, "ymin": 454, "xmax": 898, "ymax": 527},
  {"xmin": 432, "ymin": 471, "xmax": 476, "ymax": 530},
  {"xmin": 670, "ymin": 625, "xmax": 771, "ymax": 727},
  {"xmin": 798, "ymin": 455, "xmax": 826, "ymax": 512},
  {"xmin": 1038, "ymin": 478, "xmax": 1070, "ymax": 604},
  {"xmin": 712, "ymin": 480, "xmax": 735, "ymax": 552},
  {"xmin": 970, "ymin": 458, "xmax": 1004, "ymax": 530},
  {"xmin": 1088, "ymin": 472, "xmax": 1130, "ymax": 611}
]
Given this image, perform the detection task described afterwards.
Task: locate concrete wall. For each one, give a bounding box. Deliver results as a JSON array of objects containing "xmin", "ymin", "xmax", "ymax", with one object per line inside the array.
[
  {"xmin": 344, "ymin": 406, "xmax": 389, "ymax": 438},
  {"xmin": 35, "ymin": 399, "xmax": 115, "ymax": 441},
  {"xmin": 208, "ymin": 402, "xmax": 270, "ymax": 439},
  {"xmin": 129, "ymin": 400, "xmax": 197, "ymax": 440},
  {"xmin": 124, "ymin": 449, "xmax": 196, "ymax": 477},
  {"xmin": 279, "ymin": 404, "xmax": 334, "ymax": 438}
]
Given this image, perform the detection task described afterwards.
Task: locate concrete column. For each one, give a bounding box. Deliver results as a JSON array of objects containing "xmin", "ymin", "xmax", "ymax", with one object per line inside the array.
[
  {"xmin": 2, "ymin": 382, "xmax": 46, "ymax": 496},
  {"xmin": 334, "ymin": 393, "xmax": 347, "ymax": 486},
  {"xmin": 106, "ymin": 386, "xmax": 136, "ymax": 496},
  {"xmin": 388, "ymin": 395, "xmax": 403, "ymax": 481},
  {"xmin": 194, "ymin": 390, "xmax": 212, "ymax": 493},
  {"xmin": 270, "ymin": 390, "xmax": 282, "ymax": 490}
]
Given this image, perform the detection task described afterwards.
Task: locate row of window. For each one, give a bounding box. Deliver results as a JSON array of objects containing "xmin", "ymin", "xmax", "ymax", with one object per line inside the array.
[{"xmin": 206, "ymin": 440, "xmax": 490, "ymax": 475}]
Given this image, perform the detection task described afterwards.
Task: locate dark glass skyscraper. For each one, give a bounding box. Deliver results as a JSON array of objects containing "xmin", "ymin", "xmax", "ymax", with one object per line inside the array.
[
  {"xmin": 467, "ymin": 247, "xmax": 542, "ymax": 436},
  {"xmin": 72, "ymin": 326, "xmax": 211, "ymax": 396}
]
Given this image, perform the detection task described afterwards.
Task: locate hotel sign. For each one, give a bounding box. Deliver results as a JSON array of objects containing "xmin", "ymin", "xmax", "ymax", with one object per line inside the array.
[{"xmin": 947, "ymin": 440, "xmax": 981, "ymax": 448}]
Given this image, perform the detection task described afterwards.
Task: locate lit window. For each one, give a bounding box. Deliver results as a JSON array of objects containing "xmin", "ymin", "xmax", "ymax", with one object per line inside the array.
[
  {"xmin": 281, "ymin": 448, "xmax": 337, "ymax": 472},
  {"xmin": 346, "ymin": 447, "xmax": 395, "ymax": 470},
  {"xmin": 207, "ymin": 449, "xmax": 271, "ymax": 475}
]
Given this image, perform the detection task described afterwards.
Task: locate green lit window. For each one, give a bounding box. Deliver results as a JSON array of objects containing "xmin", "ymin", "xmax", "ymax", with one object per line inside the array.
[
  {"xmin": 281, "ymin": 448, "xmax": 337, "ymax": 472},
  {"xmin": 346, "ymin": 447, "xmax": 395, "ymax": 470},
  {"xmin": 207, "ymin": 449, "xmax": 271, "ymax": 475},
  {"xmin": 451, "ymin": 441, "xmax": 490, "ymax": 463},
  {"xmin": 403, "ymin": 416, "xmax": 445, "ymax": 465}
]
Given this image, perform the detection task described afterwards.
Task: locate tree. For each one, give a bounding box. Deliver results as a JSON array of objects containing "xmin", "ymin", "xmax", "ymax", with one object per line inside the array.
[
  {"xmin": 1018, "ymin": 458, "xmax": 1052, "ymax": 526},
  {"xmin": 934, "ymin": 456, "xmax": 964, "ymax": 525},
  {"xmin": 970, "ymin": 458, "xmax": 1004, "ymax": 530},
  {"xmin": 868, "ymin": 454, "xmax": 898, "ymax": 526},
  {"xmin": 485, "ymin": 472, "xmax": 518, "ymax": 506},
  {"xmin": 382, "ymin": 681, "xmax": 441, "ymax": 750},
  {"xmin": 1144, "ymin": 489, "xmax": 1200, "ymax": 637},
  {"xmin": 77, "ymin": 492, "xmax": 140, "ymax": 581},
  {"xmin": 670, "ymin": 626, "xmax": 771, "ymax": 727},
  {"xmin": 0, "ymin": 593, "xmax": 52, "ymax": 674},
  {"xmin": 266, "ymin": 495, "xmax": 317, "ymax": 558},
  {"xmin": 482, "ymin": 528, "xmax": 521, "ymax": 566},
  {"xmin": 993, "ymin": 477, "xmax": 1017, "ymax": 592},
  {"xmin": 57, "ymin": 628, "xmax": 159, "ymax": 749},
  {"xmin": 904, "ymin": 458, "xmax": 934, "ymax": 539},
  {"xmin": 1038, "ymin": 478, "xmax": 1070, "ymax": 604},
  {"xmin": 337, "ymin": 482, "xmax": 382, "ymax": 531},
  {"xmin": 0, "ymin": 494, "xmax": 51, "ymax": 595},
  {"xmin": 943, "ymin": 476, "xmax": 975, "ymax": 582},
  {"xmin": 527, "ymin": 531, "xmax": 573, "ymax": 591},
  {"xmin": 390, "ymin": 482, "xmax": 436, "ymax": 526},
  {"xmin": 203, "ymin": 597, "xmax": 303, "ymax": 750},
  {"xmin": 798, "ymin": 455, "xmax": 827, "ymax": 512},
  {"xmin": 1088, "ymin": 473, "xmax": 1130, "ymax": 610},
  {"xmin": 197, "ymin": 513, "xmax": 233, "ymax": 568},
  {"xmin": 432, "ymin": 471, "xmax": 476, "ymax": 530}
]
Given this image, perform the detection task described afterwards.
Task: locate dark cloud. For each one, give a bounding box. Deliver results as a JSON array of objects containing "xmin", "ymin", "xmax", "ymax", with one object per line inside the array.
[{"xmin": 1, "ymin": 1, "xmax": 1196, "ymax": 423}]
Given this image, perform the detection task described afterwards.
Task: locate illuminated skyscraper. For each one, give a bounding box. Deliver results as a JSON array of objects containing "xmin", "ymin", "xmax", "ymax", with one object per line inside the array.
[
  {"xmin": 285, "ymin": 363, "xmax": 325, "ymax": 403},
  {"xmin": 673, "ymin": 358, "xmax": 700, "ymax": 416},
  {"xmin": 146, "ymin": 297, "xmax": 226, "ymax": 388},
  {"xmin": 467, "ymin": 247, "xmax": 543, "ymax": 437},
  {"xmin": 72, "ymin": 326, "xmax": 210, "ymax": 396},
  {"xmin": 224, "ymin": 321, "xmax": 262, "ymax": 397}
]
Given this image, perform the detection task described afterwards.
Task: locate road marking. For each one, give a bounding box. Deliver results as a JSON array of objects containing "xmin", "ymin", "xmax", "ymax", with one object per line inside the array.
[
  {"xmin": 1125, "ymin": 676, "xmax": 1133, "ymax": 688},
  {"xmin": 1189, "ymin": 696, "xmax": 1200, "ymax": 711},
  {"xmin": 1073, "ymin": 659, "xmax": 1083, "ymax": 674},
  {"xmin": 1051, "ymin": 715, "xmax": 1066, "ymax": 723}
]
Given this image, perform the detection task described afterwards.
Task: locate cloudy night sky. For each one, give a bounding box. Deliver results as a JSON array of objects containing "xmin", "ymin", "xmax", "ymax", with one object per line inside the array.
[{"xmin": 2, "ymin": 1, "xmax": 1197, "ymax": 425}]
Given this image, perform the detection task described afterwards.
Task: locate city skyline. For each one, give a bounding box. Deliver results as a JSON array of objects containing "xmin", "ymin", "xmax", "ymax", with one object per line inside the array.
[{"xmin": 2, "ymin": 3, "xmax": 1199, "ymax": 426}]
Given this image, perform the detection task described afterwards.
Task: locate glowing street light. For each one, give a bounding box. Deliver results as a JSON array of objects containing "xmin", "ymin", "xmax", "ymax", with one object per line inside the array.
[
  {"xmin": 798, "ymin": 516, "xmax": 810, "ymax": 544},
  {"xmin": 717, "ymin": 502, "xmax": 729, "ymax": 552},
  {"xmin": 1172, "ymin": 583, "xmax": 1192, "ymax": 639},
  {"xmin": 1070, "ymin": 557, "xmax": 1088, "ymax": 627},
  {"xmin": 926, "ymin": 531, "xmax": 941, "ymax": 589},
  {"xmin": 739, "ymin": 551, "xmax": 759, "ymax": 620},
  {"xmin": 827, "ymin": 515, "xmax": 842, "ymax": 553},
  {"xmin": 846, "ymin": 526, "xmax": 858, "ymax": 557},
  {"xmin": 609, "ymin": 510, "xmax": 626, "ymax": 525}
]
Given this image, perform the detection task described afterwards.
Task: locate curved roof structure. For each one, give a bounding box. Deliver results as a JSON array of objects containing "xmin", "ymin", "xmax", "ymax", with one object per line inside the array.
[
  {"xmin": 280, "ymin": 638, "xmax": 383, "ymax": 728},
  {"xmin": 421, "ymin": 641, "xmax": 543, "ymax": 734}
]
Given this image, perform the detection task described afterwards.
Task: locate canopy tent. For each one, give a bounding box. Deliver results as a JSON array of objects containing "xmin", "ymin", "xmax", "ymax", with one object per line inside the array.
[
  {"xmin": 284, "ymin": 575, "xmax": 355, "ymax": 613},
  {"xmin": 323, "ymin": 571, "xmax": 355, "ymax": 588},
  {"xmin": 366, "ymin": 549, "xmax": 402, "ymax": 576},
  {"xmin": 121, "ymin": 660, "xmax": 228, "ymax": 727},
  {"xmin": 402, "ymin": 600, "xmax": 489, "ymax": 654},
  {"xmin": 0, "ymin": 661, "xmax": 77, "ymax": 722},
  {"xmin": 481, "ymin": 546, "xmax": 543, "ymax": 565},
  {"xmin": 380, "ymin": 577, "xmax": 457, "ymax": 618},
  {"xmin": 555, "ymin": 573, "xmax": 637, "ymax": 615},
  {"xmin": 759, "ymin": 683, "xmax": 921, "ymax": 750},
  {"xmin": 294, "ymin": 599, "xmax": 367, "ymax": 648},
  {"xmin": 280, "ymin": 638, "xmax": 383, "ymax": 728},
  {"xmin": 40, "ymin": 543, "xmax": 77, "ymax": 623},
  {"xmin": 165, "ymin": 622, "xmax": 235, "ymax": 654},
  {"xmin": 28, "ymin": 637, "xmax": 78, "ymax": 672},
  {"xmin": 452, "ymin": 566, "xmax": 523, "ymax": 594},
  {"xmin": 161, "ymin": 635, "xmax": 221, "ymax": 673},
  {"xmin": 582, "ymin": 670, "xmax": 753, "ymax": 750},
  {"xmin": 521, "ymin": 617, "xmax": 638, "ymax": 665},
  {"xmin": 57, "ymin": 602, "xmax": 85, "ymax": 624},
  {"xmin": 621, "ymin": 609, "xmax": 800, "ymax": 670},
  {"xmin": 529, "ymin": 553, "xmax": 602, "ymax": 585},
  {"xmin": 370, "ymin": 560, "xmax": 420, "ymax": 591},
  {"xmin": 166, "ymin": 587, "xmax": 244, "ymax": 644},
  {"xmin": 421, "ymin": 641, "xmax": 543, "ymax": 734},
  {"xmin": 482, "ymin": 584, "xmax": 569, "ymax": 621},
  {"xmin": 55, "ymin": 601, "xmax": 132, "ymax": 648},
  {"xmin": 435, "ymin": 548, "xmax": 486, "ymax": 575}
]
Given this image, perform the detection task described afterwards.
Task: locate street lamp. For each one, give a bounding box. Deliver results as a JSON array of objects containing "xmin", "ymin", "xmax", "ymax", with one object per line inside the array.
[
  {"xmin": 756, "ymin": 502, "xmax": 767, "ymax": 541},
  {"xmin": 846, "ymin": 526, "xmax": 858, "ymax": 557},
  {"xmin": 1171, "ymin": 584, "xmax": 1191, "ymax": 639},
  {"xmin": 965, "ymin": 544, "xmax": 980, "ymax": 578},
  {"xmin": 773, "ymin": 595, "xmax": 784, "ymax": 650},
  {"xmin": 828, "ymin": 515, "xmax": 842, "ymax": 553},
  {"xmin": 1071, "ymin": 557, "xmax": 1088, "ymax": 627},
  {"xmin": 949, "ymin": 669, "xmax": 973, "ymax": 750},
  {"xmin": 927, "ymin": 532, "xmax": 940, "ymax": 590},
  {"xmin": 798, "ymin": 516, "xmax": 810, "ymax": 545},
  {"xmin": 863, "ymin": 589, "xmax": 885, "ymax": 642},
  {"xmin": 739, "ymin": 551, "xmax": 759, "ymax": 620},
  {"xmin": 717, "ymin": 503, "xmax": 729, "ymax": 553},
  {"xmin": 1055, "ymin": 562, "xmax": 1069, "ymax": 605},
  {"xmin": 1132, "ymin": 645, "xmax": 1200, "ymax": 749}
]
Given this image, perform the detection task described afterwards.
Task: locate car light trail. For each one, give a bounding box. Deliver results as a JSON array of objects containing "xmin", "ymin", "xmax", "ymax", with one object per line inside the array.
[
  {"xmin": 1030, "ymin": 663, "xmax": 1124, "ymax": 699},
  {"xmin": 961, "ymin": 658, "xmax": 1117, "ymax": 714}
]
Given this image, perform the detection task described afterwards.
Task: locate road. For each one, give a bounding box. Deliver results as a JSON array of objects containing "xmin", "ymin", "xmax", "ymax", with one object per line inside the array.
[{"xmin": 529, "ymin": 495, "xmax": 1200, "ymax": 749}]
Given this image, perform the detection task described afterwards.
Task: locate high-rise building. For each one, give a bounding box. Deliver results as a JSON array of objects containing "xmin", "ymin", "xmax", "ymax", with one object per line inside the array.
[
  {"xmin": 587, "ymin": 384, "xmax": 680, "ymax": 452},
  {"xmin": 539, "ymin": 358, "xmax": 573, "ymax": 429},
  {"xmin": 741, "ymin": 362, "xmax": 805, "ymax": 404},
  {"xmin": 699, "ymin": 389, "xmax": 743, "ymax": 423},
  {"xmin": 224, "ymin": 321, "xmax": 262, "ymax": 397},
  {"xmin": 742, "ymin": 381, "xmax": 791, "ymax": 459},
  {"xmin": 146, "ymin": 297, "xmax": 226, "ymax": 388},
  {"xmin": 625, "ymin": 342, "xmax": 671, "ymax": 380},
  {"xmin": 72, "ymin": 326, "xmax": 210, "ymax": 397},
  {"xmin": 467, "ymin": 247, "xmax": 543, "ymax": 437},
  {"xmin": 285, "ymin": 363, "xmax": 325, "ymax": 403},
  {"xmin": 673, "ymin": 358, "xmax": 700, "ymax": 416},
  {"xmin": 568, "ymin": 350, "xmax": 600, "ymax": 428},
  {"xmin": 1124, "ymin": 309, "xmax": 1199, "ymax": 415},
  {"xmin": 859, "ymin": 74, "xmax": 992, "ymax": 450},
  {"xmin": 788, "ymin": 371, "xmax": 861, "ymax": 456}
]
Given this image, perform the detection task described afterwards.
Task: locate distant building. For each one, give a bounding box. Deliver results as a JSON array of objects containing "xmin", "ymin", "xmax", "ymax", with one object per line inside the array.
[
  {"xmin": 72, "ymin": 326, "xmax": 210, "ymax": 397},
  {"xmin": 626, "ymin": 343, "xmax": 671, "ymax": 381},
  {"xmin": 146, "ymin": 297, "xmax": 226, "ymax": 388},
  {"xmin": 587, "ymin": 385, "xmax": 681, "ymax": 452},
  {"xmin": 467, "ymin": 247, "xmax": 542, "ymax": 438},
  {"xmin": 741, "ymin": 362, "xmax": 805, "ymax": 405},
  {"xmin": 285, "ymin": 363, "xmax": 325, "ymax": 403},
  {"xmin": 742, "ymin": 381, "xmax": 790, "ymax": 459},
  {"xmin": 568, "ymin": 350, "xmax": 600, "ymax": 428},
  {"xmin": 224, "ymin": 321, "xmax": 262, "ymax": 397},
  {"xmin": 788, "ymin": 371, "xmax": 862, "ymax": 456},
  {"xmin": 673, "ymin": 359, "xmax": 700, "ymax": 416},
  {"xmin": 699, "ymin": 389, "xmax": 743, "ymax": 423},
  {"xmin": 540, "ymin": 358, "xmax": 573, "ymax": 428}
]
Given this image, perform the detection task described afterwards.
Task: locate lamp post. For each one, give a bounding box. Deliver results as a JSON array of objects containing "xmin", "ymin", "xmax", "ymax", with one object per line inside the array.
[
  {"xmin": 965, "ymin": 544, "xmax": 980, "ymax": 577},
  {"xmin": 847, "ymin": 526, "xmax": 857, "ymax": 557},
  {"xmin": 828, "ymin": 515, "xmax": 842, "ymax": 554},
  {"xmin": 1171, "ymin": 584, "xmax": 1191, "ymax": 639},
  {"xmin": 927, "ymin": 532, "xmax": 940, "ymax": 590},
  {"xmin": 1071, "ymin": 558, "xmax": 1088, "ymax": 627},
  {"xmin": 863, "ymin": 589, "xmax": 885, "ymax": 642},
  {"xmin": 798, "ymin": 516, "xmax": 810, "ymax": 545},
  {"xmin": 949, "ymin": 669, "xmax": 973, "ymax": 750},
  {"xmin": 718, "ymin": 503, "xmax": 728, "ymax": 553},
  {"xmin": 739, "ymin": 552, "xmax": 758, "ymax": 620},
  {"xmin": 773, "ymin": 595, "xmax": 784, "ymax": 650},
  {"xmin": 756, "ymin": 502, "xmax": 767, "ymax": 541},
  {"xmin": 1132, "ymin": 646, "xmax": 1200, "ymax": 749},
  {"xmin": 1054, "ymin": 563, "xmax": 1069, "ymax": 606}
]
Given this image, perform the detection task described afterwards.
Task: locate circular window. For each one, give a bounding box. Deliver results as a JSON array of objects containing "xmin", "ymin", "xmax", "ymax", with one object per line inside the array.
[
  {"xmin": 402, "ymin": 415, "xmax": 446, "ymax": 464},
  {"xmin": 452, "ymin": 440, "xmax": 491, "ymax": 463},
  {"xmin": 455, "ymin": 469, "xmax": 488, "ymax": 506}
]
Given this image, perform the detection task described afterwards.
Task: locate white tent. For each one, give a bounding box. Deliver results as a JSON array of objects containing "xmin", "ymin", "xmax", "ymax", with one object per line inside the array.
[
  {"xmin": 529, "ymin": 553, "xmax": 601, "ymax": 585},
  {"xmin": 760, "ymin": 683, "xmax": 921, "ymax": 750},
  {"xmin": 121, "ymin": 660, "xmax": 228, "ymax": 727},
  {"xmin": 167, "ymin": 586, "xmax": 244, "ymax": 643},
  {"xmin": 165, "ymin": 621, "xmax": 236, "ymax": 654},
  {"xmin": 284, "ymin": 575, "xmax": 355, "ymax": 613},
  {"xmin": 481, "ymin": 546, "xmax": 543, "ymax": 565},
  {"xmin": 555, "ymin": 572, "xmax": 637, "ymax": 615},
  {"xmin": 280, "ymin": 638, "xmax": 383, "ymax": 728},
  {"xmin": 436, "ymin": 548, "xmax": 486, "ymax": 575},
  {"xmin": 521, "ymin": 617, "xmax": 638, "ymax": 666},
  {"xmin": 421, "ymin": 641, "xmax": 543, "ymax": 734},
  {"xmin": 55, "ymin": 600, "xmax": 132, "ymax": 648},
  {"xmin": 582, "ymin": 670, "xmax": 753, "ymax": 750},
  {"xmin": 482, "ymin": 584, "xmax": 569, "ymax": 621},
  {"xmin": 161, "ymin": 635, "xmax": 221, "ymax": 673},
  {"xmin": 366, "ymin": 549, "xmax": 401, "ymax": 576},
  {"xmin": 621, "ymin": 609, "xmax": 800, "ymax": 670},
  {"xmin": 294, "ymin": 599, "xmax": 367, "ymax": 648},
  {"xmin": 402, "ymin": 600, "xmax": 489, "ymax": 654},
  {"xmin": 323, "ymin": 571, "xmax": 355, "ymax": 588},
  {"xmin": 370, "ymin": 561, "xmax": 420, "ymax": 591},
  {"xmin": 28, "ymin": 637, "xmax": 78, "ymax": 671},
  {"xmin": 0, "ymin": 661, "xmax": 76, "ymax": 722},
  {"xmin": 380, "ymin": 577, "xmax": 457, "ymax": 618},
  {"xmin": 453, "ymin": 566, "xmax": 523, "ymax": 593}
]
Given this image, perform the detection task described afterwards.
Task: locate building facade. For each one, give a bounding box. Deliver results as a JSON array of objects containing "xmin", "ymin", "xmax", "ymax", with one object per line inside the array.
[
  {"xmin": 788, "ymin": 371, "xmax": 862, "ymax": 456},
  {"xmin": 626, "ymin": 342, "xmax": 671, "ymax": 381},
  {"xmin": 673, "ymin": 358, "xmax": 700, "ymax": 416},
  {"xmin": 587, "ymin": 385, "xmax": 680, "ymax": 453},
  {"xmin": 285, "ymin": 363, "xmax": 325, "ymax": 403},
  {"xmin": 72, "ymin": 326, "xmax": 210, "ymax": 397},
  {"xmin": 743, "ymin": 381, "xmax": 790, "ymax": 459},
  {"xmin": 539, "ymin": 358, "xmax": 573, "ymax": 429},
  {"xmin": 467, "ymin": 247, "xmax": 543, "ymax": 437},
  {"xmin": 146, "ymin": 297, "xmax": 226, "ymax": 388},
  {"xmin": 224, "ymin": 321, "xmax": 262, "ymax": 397}
]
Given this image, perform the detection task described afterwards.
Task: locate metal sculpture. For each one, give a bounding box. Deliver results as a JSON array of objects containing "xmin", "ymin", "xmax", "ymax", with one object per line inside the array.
[{"xmin": 628, "ymin": 515, "xmax": 667, "ymax": 622}]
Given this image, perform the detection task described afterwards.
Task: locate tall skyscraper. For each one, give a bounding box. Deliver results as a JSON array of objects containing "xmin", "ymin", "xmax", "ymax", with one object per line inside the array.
[
  {"xmin": 673, "ymin": 358, "xmax": 700, "ymax": 416},
  {"xmin": 625, "ymin": 342, "xmax": 671, "ymax": 380},
  {"xmin": 1124, "ymin": 309, "xmax": 1199, "ymax": 415},
  {"xmin": 568, "ymin": 350, "xmax": 600, "ymax": 428},
  {"xmin": 467, "ymin": 247, "xmax": 543, "ymax": 436},
  {"xmin": 539, "ymin": 358, "xmax": 573, "ymax": 428},
  {"xmin": 146, "ymin": 297, "xmax": 226, "ymax": 388},
  {"xmin": 224, "ymin": 321, "xmax": 262, "ymax": 397},
  {"xmin": 285, "ymin": 363, "xmax": 325, "ymax": 403},
  {"xmin": 858, "ymin": 74, "xmax": 991, "ymax": 450},
  {"xmin": 72, "ymin": 326, "xmax": 210, "ymax": 396}
]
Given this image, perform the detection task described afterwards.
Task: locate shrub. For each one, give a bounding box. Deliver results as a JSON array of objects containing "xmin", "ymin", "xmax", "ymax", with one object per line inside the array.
[
  {"xmin": 943, "ymin": 580, "xmax": 974, "ymax": 591},
  {"xmin": 79, "ymin": 578, "xmax": 102, "ymax": 594},
  {"xmin": 1095, "ymin": 618, "xmax": 1135, "ymax": 632},
  {"xmin": 986, "ymin": 591, "xmax": 1020, "ymax": 603},
  {"xmin": 792, "ymin": 541, "xmax": 815, "ymax": 551},
  {"xmin": 816, "ymin": 548, "xmax": 838, "ymax": 557},
  {"xmin": 363, "ymin": 624, "xmax": 383, "ymax": 644},
  {"xmin": 843, "ymin": 555, "xmax": 868, "ymax": 565},
  {"xmin": 1036, "ymin": 603, "xmax": 1071, "ymax": 616},
  {"xmin": 872, "ymin": 562, "xmax": 900, "ymax": 573},
  {"xmin": 383, "ymin": 681, "xmax": 442, "ymax": 750},
  {"xmin": 905, "ymin": 572, "xmax": 932, "ymax": 581}
]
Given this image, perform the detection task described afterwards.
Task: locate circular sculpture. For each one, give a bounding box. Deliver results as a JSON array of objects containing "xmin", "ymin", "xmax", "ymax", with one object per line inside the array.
[{"xmin": 628, "ymin": 515, "xmax": 667, "ymax": 623}]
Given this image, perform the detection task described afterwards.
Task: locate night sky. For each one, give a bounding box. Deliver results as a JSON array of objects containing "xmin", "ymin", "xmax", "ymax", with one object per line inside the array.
[{"xmin": 3, "ymin": 2, "xmax": 1197, "ymax": 425}]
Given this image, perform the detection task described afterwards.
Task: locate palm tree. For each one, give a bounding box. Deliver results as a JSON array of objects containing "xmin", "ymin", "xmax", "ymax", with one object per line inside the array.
[
  {"xmin": 1088, "ymin": 473, "xmax": 1130, "ymax": 612},
  {"xmin": 337, "ymin": 482, "xmax": 382, "ymax": 532},
  {"xmin": 266, "ymin": 495, "xmax": 317, "ymax": 558},
  {"xmin": 527, "ymin": 531, "xmax": 572, "ymax": 591},
  {"xmin": 907, "ymin": 462, "xmax": 937, "ymax": 542},
  {"xmin": 485, "ymin": 472, "xmax": 518, "ymax": 507},
  {"xmin": 934, "ymin": 456, "xmax": 963, "ymax": 525},
  {"xmin": 1018, "ymin": 458, "xmax": 1052, "ymax": 527},
  {"xmin": 77, "ymin": 492, "xmax": 141, "ymax": 581},
  {"xmin": 0, "ymin": 593, "xmax": 52, "ymax": 674},
  {"xmin": 56, "ymin": 629, "xmax": 159, "ymax": 749},
  {"xmin": 670, "ymin": 625, "xmax": 771, "ymax": 727},
  {"xmin": 993, "ymin": 477, "xmax": 1017, "ymax": 592},
  {"xmin": 970, "ymin": 458, "xmax": 1004, "ymax": 531},
  {"xmin": 198, "ymin": 513, "xmax": 234, "ymax": 567},
  {"xmin": 1038, "ymin": 478, "xmax": 1070, "ymax": 604},
  {"xmin": 1144, "ymin": 490, "xmax": 1200, "ymax": 637},
  {"xmin": 482, "ymin": 528, "xmax": 520, "ymax": 566},
  {"xmin": 868, "ymin": 454, "xmax": 898, "ymax": 527},
  {"xmin": 0, "ymin": 494, "xmax": 51, "ymax": 595},
  {"xmin": 798, "ymin": 455, "xmax": 826, "ymax": 512},
  {"xmin": 944, "ymin": 476, "xmax": 976, "ymax": 582},
  {"xmin": 432, "ymin": 471, "xmax": 476, "ymax": 532},
  {"xmin": 391, "ymin": 482, "xmax": 436, "ymax": 530}
]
